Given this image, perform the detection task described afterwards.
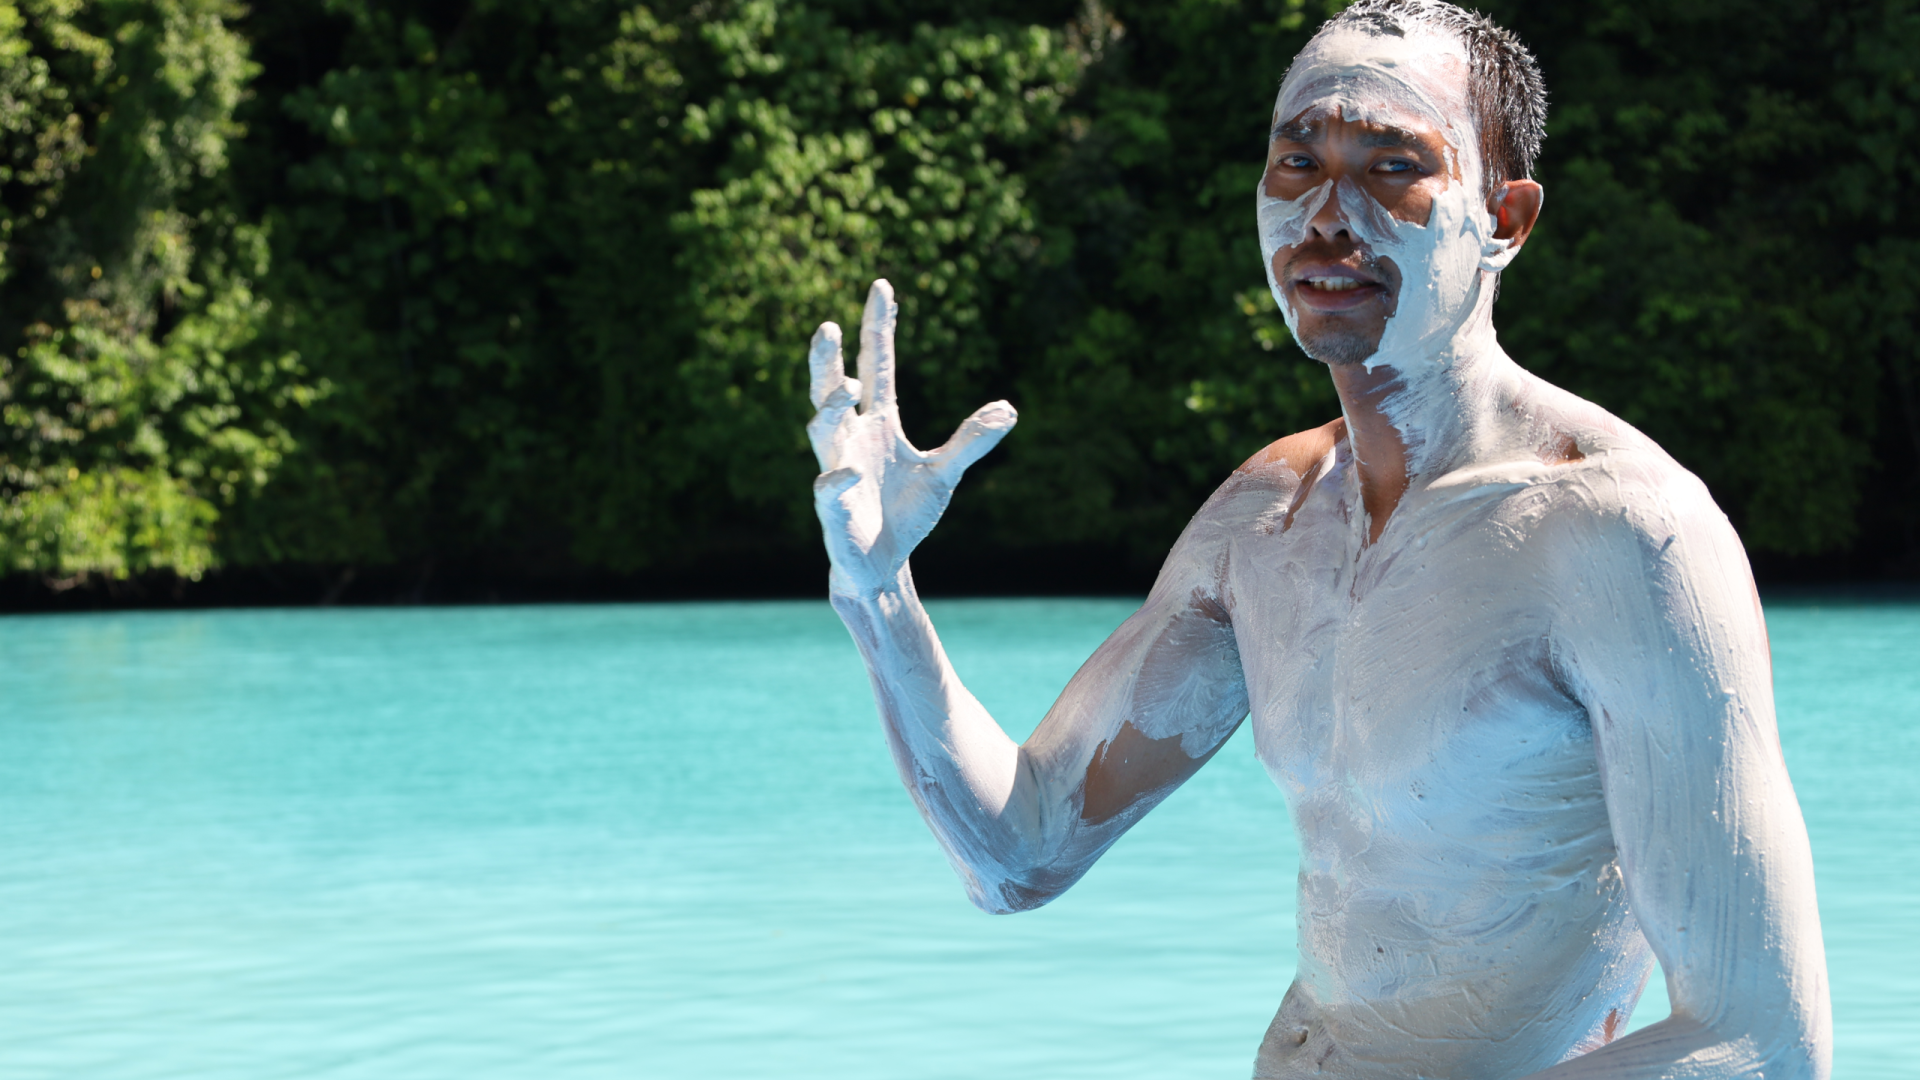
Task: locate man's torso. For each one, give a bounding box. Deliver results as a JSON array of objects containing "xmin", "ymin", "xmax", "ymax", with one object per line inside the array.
[{"xmin": 1206, "ymin": 424, "xmax": 1665, "ymax": 1077}]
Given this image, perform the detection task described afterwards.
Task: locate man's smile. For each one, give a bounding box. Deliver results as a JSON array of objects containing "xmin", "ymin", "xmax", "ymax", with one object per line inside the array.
[{"xmin": 1289, "ymin": 261, "xmax": 1389, "ymax": 312}]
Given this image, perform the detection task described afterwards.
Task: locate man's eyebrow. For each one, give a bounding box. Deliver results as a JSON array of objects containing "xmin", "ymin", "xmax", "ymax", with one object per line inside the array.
[
  {"xmin": 1271, "ymin": 117, "xmax": 1320, "ymax": 144},
  {"xmin": 1268, "ymin": 118, "xmax": 1430, "ymax": 150},
  {"xmin": 1357, "ymin": 124, "xmax": 1427, "ymax": 149}
]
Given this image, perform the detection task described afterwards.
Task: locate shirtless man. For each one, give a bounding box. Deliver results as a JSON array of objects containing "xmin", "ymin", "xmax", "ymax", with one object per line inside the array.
[{"xmin": 802, "ymin": 1, "xmax": 1830, "ymax": 1075}]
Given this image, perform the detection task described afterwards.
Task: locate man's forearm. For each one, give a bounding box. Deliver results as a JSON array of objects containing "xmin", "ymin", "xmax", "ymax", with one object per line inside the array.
[
  {"xmin": 830, "ymin": 563, "xmax": 1043, "ymax": 912},
  {"xmin": 1524, "ymin": 1014, "xmax": 1819, "ymax": 1080}
]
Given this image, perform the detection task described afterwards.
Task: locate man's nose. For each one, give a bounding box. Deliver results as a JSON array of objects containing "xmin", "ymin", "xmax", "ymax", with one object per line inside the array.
[{"xmin": 1306, "ymin": 181, "xmax": 1350, "ymax": 242}]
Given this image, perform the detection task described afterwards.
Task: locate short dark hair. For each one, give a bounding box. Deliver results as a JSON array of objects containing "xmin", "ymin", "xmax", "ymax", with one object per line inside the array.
[{"xmin": 1298, "ymin": 0, "xmax": 1547, "ymax": 193}]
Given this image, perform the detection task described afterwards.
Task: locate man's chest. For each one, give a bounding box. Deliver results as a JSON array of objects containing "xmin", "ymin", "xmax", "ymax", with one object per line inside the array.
[{"xmin": 1221, "ymin": 476, "xmax": 1599, "ymax": 830}]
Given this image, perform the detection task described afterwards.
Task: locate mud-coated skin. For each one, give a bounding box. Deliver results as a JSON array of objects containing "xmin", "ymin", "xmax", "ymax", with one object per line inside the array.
[
  {"xmin": 816, "ymin": 349, "xmax": 1827, "ymax": 1078},
  {"xmin": 808, "ymin": 12, "xmax": 1829, "ymax": 1073},
  {"xmin": 1221, "ymin": 415, "xmax": 1683, "ymax": 1077},
  {"xmin": 1144, "ymin": 364, "xmax": 1824, "ymax": 1078}
]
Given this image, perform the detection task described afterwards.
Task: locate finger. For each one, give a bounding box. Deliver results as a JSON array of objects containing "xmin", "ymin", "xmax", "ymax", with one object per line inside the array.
[
  {"xmin": 815, "ymin": 466, "xmax": 870, "ymax": 595},
  {"xmin": 857, "ymin": 279, "xmax": 897, "ymax": 414},
  {"xmin": 806, "ymin": 379, "xmax": 863, "ymax": 471},
  {"xmin": 811, "ymin": 466, "xmax": 862, "ymax": 537},
  {"xmin": 813, "ymin": 466, "xmax": 861, "ymax": 500},
  {"xmin": 927, "ymin": 399, "xmax": 1018, "ymax": 484},
  {"xmin": 807, "ymin": 322, "xmax": 845, "ymax": 409}
]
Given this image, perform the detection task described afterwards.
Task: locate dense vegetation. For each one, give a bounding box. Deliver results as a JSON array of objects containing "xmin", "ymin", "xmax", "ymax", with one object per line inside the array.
[{"xmin": 1, "ymin": 0, "xmax": 1915, "ymax": 600}]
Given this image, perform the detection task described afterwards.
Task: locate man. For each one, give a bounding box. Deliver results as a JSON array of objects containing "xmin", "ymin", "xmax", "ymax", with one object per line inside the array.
[{"xmin": 802, "ymin": 1, "xmax": 1831, "ymax": 1076}]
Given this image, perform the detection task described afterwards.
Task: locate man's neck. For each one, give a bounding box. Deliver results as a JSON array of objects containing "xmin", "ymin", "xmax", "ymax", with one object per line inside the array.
[{"xmin": 1328, "ymin": 297, "xmax": 1529, "ymax": 545}]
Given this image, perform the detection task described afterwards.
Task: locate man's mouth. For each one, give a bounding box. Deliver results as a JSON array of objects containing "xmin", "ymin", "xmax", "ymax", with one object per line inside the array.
[
  {"xmin": 1303, "ymin": 275, "xmax": 1368, "ymax": 291},
  {"xmin": 1290, "ymin": 266, "xmax": 1388, "ymax": 312}
]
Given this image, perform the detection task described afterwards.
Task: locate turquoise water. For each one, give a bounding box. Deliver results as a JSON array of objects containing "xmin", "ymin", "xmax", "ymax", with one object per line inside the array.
[{"xmin": 0, "ymin": 598, "xmax": 1911, "ymax": 1079}]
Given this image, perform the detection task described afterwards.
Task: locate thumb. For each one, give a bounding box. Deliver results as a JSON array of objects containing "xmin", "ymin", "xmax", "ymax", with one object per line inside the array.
[
  {"xmin": 813, "ymin": 466, "xmax": 862, "ymax": 525},
  {"xmin": 928, "ymin": 400, "xmax": 1018, "ymax": 485}
]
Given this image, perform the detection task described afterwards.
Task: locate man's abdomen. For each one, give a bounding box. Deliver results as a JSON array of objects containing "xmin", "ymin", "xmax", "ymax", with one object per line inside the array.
[{"xmin": 1255, "ymin": 671, "xmax": 1654, "ymax": 1077}]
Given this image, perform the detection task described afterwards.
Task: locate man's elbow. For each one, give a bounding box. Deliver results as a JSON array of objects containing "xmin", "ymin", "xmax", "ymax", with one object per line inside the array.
[
  {"xmin": 955, "ymin": 858, "xmax": 1084, "ymax": 915},
  {"xmin": 1727, "ymin": 1025, "xmax": 1828, "ymax": 1080},
  {"xmin": 1765, "ymin": 1039, "xmax": 1830, "ymax": 1080},
  {"xmin": 1678, "ymin": 1000, "xmax": 1830, "ymax": 1080},
  {"xmin": 1747, "ymin": 1010, "xmax": 1831, "ymax": 1080},
  {"xmin": 967, "ymin": 877, "xmax": 1063, "ymax": 915}
]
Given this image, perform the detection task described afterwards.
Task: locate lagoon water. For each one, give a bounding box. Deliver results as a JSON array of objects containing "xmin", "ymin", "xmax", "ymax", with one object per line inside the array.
[{"xmin": 0, "ymin": 597, "xmax": 1912, "ymax": 1079}]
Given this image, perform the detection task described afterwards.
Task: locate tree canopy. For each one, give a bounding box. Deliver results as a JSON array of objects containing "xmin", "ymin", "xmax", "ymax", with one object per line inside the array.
[{"xmin": 2, "ymin": 0, "xmax": 1915, "ymax": 601}]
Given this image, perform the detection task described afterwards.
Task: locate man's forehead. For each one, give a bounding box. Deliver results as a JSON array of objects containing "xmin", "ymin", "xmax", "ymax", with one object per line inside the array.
[
  {"xmin": 1274, "ymin": 23, "xmax": 1472, "ymax": 141},
  {"xmin": 1271, "ymin": 110, "xmax": 1438, "ymax": 150}
]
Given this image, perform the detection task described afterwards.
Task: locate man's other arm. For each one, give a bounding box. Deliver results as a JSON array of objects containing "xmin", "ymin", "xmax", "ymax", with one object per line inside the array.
[
  {"xmin": 1534, "ymin": 460, "xmax": 1831, "ymax": 1079},
  {"xmin": 832, "ymin": 497, "xmax": 1251, "ymax": 914},
  {"xmin": 809, "ymin": 281, "xmax": 1257, "ymax": 914}
]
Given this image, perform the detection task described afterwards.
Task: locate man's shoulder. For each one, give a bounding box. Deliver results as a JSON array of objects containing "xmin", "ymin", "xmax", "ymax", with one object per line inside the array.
[
  {"xmin": 1187, "ymin": 417, "xmax": 1347, "ymax": 530},
  {"xmin": 1490, "ymin": 378, "xmax": 1714, "ymax": 518},
  {"xmin": 1236, "ymin": 417, "xmax": 1346, "ymax": 481},
  {"xmin": 1154, "ymin": 418, "xmax": 1347, "ymax": 566},
  {"xmin": 1530, "ymin": 424, "xmax": 1738, "ymax": 565}
]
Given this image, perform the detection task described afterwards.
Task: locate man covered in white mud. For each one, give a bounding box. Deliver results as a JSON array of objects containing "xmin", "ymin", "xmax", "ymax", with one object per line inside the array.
[{"xmin": 802, "ymin": 1, "xmax": 1831, "ymax": 1075}]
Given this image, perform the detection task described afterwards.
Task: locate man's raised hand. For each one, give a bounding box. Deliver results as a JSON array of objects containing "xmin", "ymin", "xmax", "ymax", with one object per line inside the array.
[{"xmin": 807, "ymin": 280, "xmax": 1017, "ymax": 597}]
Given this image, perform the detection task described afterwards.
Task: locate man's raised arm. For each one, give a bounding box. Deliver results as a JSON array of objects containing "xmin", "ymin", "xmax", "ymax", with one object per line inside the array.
[
  {"xmin": 1534, "ymin": 459, "xmax": 1831, "ymax": 1079},
  {"xmin": 809, "ymin": 281, "xmax": 1251, "ymax": 914}
]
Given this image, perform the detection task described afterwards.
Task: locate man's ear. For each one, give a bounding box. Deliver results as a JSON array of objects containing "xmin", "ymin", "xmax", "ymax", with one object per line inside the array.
[{"xmin": 1490, "ymin": 180, "xmax": 1544, "ymax": 247}]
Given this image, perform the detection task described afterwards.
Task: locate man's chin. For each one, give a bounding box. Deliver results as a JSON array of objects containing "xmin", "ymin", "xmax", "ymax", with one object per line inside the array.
[
  {"xmin": 1286, "ymin": 291, "xmax": 1392, "ymax": 366},
  {"xmin": 1303, "ymin": 338, "xmax": 1380, "ymax": 366},
  {"xmin": 1294, "ymin": 323, "xmax": 1384, "ymax": 366}
]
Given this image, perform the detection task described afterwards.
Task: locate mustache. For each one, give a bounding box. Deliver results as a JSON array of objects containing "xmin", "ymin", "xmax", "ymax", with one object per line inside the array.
[{"xmin": 1282, "ymin": 242, "xmax": 1392, "ymax": 285}]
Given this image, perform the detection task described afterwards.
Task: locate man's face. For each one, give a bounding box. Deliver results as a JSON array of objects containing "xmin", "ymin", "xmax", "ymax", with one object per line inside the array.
[
  {"xmin": 1257, "ymin": 25, "xmax": 1504, "ymax": 368},
  {"xmin": 1263, "ymin": 108, "xmax": 1457, "ymax": 365}
]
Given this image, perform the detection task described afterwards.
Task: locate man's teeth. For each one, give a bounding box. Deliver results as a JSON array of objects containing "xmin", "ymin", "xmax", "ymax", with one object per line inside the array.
[{"xmin": 1304, "ymin": 276, "xmax": 1366, "ymax": 291}]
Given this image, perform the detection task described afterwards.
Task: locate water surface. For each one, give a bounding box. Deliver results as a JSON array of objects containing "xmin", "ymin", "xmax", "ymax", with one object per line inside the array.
[{"xmin": 0, "ymin": 597, "xmax": 1911, "ymax": 1078}]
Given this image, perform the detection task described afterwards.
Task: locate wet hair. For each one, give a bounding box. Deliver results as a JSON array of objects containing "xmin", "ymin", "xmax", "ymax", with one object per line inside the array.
[{"xmin": 1297, "ymin": 0, "xmax": 1548, "ymax": 194}]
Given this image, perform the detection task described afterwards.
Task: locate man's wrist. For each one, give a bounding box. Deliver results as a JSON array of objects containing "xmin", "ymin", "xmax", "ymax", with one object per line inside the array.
[{"xmin": 827, "ymin": 562, "xmax": 912, "ymax": 605}]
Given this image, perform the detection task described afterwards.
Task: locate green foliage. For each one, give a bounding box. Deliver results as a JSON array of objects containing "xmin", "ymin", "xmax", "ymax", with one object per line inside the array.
[
  {"xmin": 672, "ymin": 2, "xmax": 1089, "ymax": 536},
  {"xmin": 6, "ymin": 0, "xmax": 1916, "ymax": 587},
  {"xmin": 0, "ymin": 0, "xmax": 312, "ymax": 579},
  {"xmin": 236, "ymin": 0, "xmax": 1096, "ymax": 572},
  {"xmin": 1486, "ymin": 0, "xmax": 1920, "ymax": 556},
  {"xmin": 229, "ymin": 0, "xmax": 572, "ymax": 566}
]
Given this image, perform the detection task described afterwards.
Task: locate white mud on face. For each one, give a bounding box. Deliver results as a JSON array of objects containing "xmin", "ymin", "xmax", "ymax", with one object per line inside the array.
[{"xmin": 1256, "ymin": 23, "xmax": 1528, "ymax": 476}]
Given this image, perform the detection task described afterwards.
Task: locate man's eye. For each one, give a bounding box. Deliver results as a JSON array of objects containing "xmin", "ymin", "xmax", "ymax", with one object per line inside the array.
[
  {"xmin": 1276, "ymin": 154, "xmax": 1315, "ymax": 169},
  {"xmin": 1373, "ymin": 159, "xmax": 1417, "ymax": 174}
]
